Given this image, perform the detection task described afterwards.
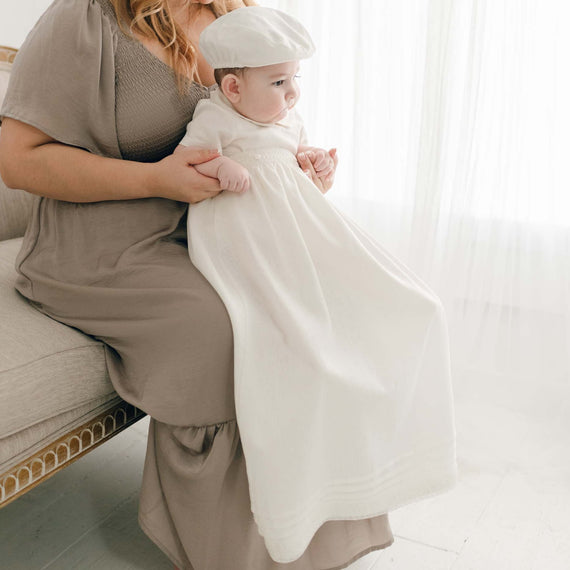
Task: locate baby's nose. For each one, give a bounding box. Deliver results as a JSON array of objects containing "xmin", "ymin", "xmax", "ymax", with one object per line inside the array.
[{"xmin": 287, "ymin": 85, "xmax": 299, "ymax": 103}]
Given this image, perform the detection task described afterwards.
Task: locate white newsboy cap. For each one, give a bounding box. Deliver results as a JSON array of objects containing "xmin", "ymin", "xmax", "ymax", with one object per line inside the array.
[{"xmin": 199, "ymin": 6, "xmax": 315, "ymax": 69}]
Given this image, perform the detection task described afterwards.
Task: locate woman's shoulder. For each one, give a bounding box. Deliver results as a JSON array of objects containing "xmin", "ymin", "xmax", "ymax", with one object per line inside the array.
[
  {"xmin": 41, "ymin": 0, "xmax": 118, "ymax": 29},
  {"xmin": 92, "ymin": 0, "xmax": 119, "ymax": 22},
  {"xmin": 15, "ymin": 0, "xmax": 120, "ymax": 61},
  {"xmin": 2, "ymin": 0, "xmax": 122, "ymax": 159}
]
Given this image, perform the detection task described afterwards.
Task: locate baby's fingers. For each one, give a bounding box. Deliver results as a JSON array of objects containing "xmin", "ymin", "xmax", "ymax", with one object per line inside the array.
[
  {"xmin": 329, "ymin": 148, "xmax": 338, "ymax": 167},
  {"xmin": 298, "ymin": 152, "xmax": 316, "ymax": 178},
  {"xmin": 231, "ymin": 176, "xmax": 250, "ymax": 194},
  {"xmin": 238, "ymin": 178, "xmax": 249, "ymax": 193},
  {"xmin": 315, "ymin": 155, "xmax": 331, "ymax": 170},
  {"xmin": 317, "ymin": 164, "xmax": 335, "ymax": 179}
]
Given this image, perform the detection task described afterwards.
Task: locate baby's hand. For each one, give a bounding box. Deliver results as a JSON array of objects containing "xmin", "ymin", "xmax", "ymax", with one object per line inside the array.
[
  {"xmin": 310, "ymin": 149, "xmax": 334, "ymax": 175},
  {"xmin": 300, "ymin": 148, "xmax": 335, "ymax": 179},
  {"xmin": 218, "ymin": 159, "xmax": 250, "ymax": 193},
  {"xmin": 297, "ymin": 147, "xmax": 338, "ymax": 194}
]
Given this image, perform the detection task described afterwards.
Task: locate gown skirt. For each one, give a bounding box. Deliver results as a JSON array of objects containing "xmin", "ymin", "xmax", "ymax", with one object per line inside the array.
[{"xmin": 186, "ymin": 148, "xmax": 457, "ymax": 563}]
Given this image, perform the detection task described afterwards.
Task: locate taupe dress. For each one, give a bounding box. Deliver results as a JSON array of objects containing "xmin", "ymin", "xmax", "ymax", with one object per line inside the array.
[{"xmin": 0, "ymin": 0, "xmax": 394, "ymax": 567}]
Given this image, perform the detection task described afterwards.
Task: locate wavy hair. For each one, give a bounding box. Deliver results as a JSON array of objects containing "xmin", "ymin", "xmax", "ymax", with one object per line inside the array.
[{"xmin": 110, "ymin": 0, "xmax": 257, "ymax": 89}]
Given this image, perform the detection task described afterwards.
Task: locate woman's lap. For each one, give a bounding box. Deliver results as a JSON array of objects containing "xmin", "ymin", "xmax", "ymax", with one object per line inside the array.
[{"xmin": 24, "ymin": 238, "xmax": 237, "ymax": 426}]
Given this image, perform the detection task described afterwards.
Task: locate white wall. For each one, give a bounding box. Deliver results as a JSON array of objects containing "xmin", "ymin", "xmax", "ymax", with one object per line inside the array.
[{"xmin": 0, "ymin": 0, "xmax": 54, "ymax": 48}]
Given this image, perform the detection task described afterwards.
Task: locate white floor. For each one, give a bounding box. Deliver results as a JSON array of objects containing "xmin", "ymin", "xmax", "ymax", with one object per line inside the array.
[{"xmin": 1, "ymin": 368, "xmax": 569, "ymax": 570}]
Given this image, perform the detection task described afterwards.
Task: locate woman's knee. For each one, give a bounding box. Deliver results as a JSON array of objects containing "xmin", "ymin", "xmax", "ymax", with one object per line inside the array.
[{"xmin": 172, "ymin": 285, "xmax": 234, "ymax": 354}]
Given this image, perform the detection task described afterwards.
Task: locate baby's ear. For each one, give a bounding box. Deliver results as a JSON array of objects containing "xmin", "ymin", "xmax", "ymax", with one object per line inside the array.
[{"xmin": 221, "ymin": 74, "xmax": 241, "ymax": 103}]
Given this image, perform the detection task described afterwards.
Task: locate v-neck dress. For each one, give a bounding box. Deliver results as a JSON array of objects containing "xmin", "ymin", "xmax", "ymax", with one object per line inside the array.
[{"xmin": 0, "ymin": 0, "xmax": 396, "ymax": 568}]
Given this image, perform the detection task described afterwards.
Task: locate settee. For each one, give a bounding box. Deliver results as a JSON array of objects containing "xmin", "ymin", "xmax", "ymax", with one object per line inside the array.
[{"xmin": 0, "ymin": 46, "xmax": 146, "ymax": 509}]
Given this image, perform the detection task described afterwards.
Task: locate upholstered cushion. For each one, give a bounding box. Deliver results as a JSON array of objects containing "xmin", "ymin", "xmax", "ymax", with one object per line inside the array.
[
  {"xmin": 0, "ymin": 394, "xmax": 122, "ymax": 472},
  {"xmin": 0, "ymin": 238, "xmax": 116, "ymax": 438}
]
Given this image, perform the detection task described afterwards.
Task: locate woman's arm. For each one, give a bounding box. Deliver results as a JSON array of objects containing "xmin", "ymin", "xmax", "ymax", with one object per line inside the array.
[{"xmin": 0, "ymin": 118, "xmax": 223, "ymax": 204}]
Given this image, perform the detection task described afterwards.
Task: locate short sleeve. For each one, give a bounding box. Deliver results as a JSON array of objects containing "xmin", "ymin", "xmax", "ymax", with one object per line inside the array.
[
  {"xmin": 178, "ymin": 99, "xmax": 225, "ymax": 153},
  {"xmin": 0, "ymin": 0, "xmax": 121, "ymax": 158}
]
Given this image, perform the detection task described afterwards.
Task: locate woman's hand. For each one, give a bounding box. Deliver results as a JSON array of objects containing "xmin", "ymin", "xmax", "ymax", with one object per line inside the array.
[
  {"xmin": 152, "ymin": 146, "xmax": 223, "ymax": 203},
  {"xmin": 297, "ymin": 148, "xmax": 338, "ymax": 194}
]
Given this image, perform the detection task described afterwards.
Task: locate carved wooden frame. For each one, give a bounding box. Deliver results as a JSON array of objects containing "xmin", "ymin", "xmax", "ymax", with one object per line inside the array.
[
  {"xmin": 0, "ymin": 402, "xmax": 146, "ymax": 509},
  {"xmin": 0, "ymin": 45, "xmax": 17, "ymax": 64}
]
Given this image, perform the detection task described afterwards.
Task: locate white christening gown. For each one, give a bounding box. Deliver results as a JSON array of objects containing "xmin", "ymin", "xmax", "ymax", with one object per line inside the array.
[{"xmin": 180, "ymin": 87, "xmax": 457, "ymax": 564}]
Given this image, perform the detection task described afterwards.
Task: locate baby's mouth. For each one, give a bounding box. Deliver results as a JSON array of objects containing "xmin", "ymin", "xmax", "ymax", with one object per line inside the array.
[{"xmin": 274, "ymin": 103, "xmax": 295, "ymax": 122}]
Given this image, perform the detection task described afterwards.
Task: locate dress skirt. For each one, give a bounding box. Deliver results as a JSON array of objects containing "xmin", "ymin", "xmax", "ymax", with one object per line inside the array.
[
  {"xmin": 140, "ymin": 419, "xmax": 394, "ymax": 570},
  {"xmin": 186, "ymin": 148, "xmax": 456, "ymax": 562}
]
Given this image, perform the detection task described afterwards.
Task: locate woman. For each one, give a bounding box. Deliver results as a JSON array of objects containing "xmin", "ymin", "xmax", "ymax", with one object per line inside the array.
[{"xmin": 0, "ymin": 0, "xmax": 395, "ymax": 568}]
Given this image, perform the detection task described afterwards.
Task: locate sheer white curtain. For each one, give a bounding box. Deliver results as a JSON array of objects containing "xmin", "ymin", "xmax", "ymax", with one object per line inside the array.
[{"xmin": 262, "ymin": 0, "xmax": 570, "ymax": 386}]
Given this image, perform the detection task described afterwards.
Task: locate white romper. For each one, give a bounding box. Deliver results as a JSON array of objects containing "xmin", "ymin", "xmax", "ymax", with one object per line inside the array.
[{"xmin": 180, "ymin": 87, "xmax": 457, "ymax": 564}]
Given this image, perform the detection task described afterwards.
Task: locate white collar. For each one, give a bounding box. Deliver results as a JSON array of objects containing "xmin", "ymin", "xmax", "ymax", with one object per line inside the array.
[{"xmin": 210, "ymin": 86, "xmax": 292, "ymax": 129}]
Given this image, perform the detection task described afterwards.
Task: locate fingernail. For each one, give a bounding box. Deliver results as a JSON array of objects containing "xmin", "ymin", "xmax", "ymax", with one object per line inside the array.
[{"xmin": 299, "ymin": 152, "xmax": 306, "ymax": 160}]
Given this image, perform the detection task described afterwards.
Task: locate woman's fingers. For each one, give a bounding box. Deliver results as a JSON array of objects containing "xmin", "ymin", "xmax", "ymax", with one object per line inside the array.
[
  {"xmin": 317, "ymin": 163, "xmax": 335, "ymax": 178},
  {"xmin": 177, "ymin": 145, "xmax": 220, "ymax": 165},
  {"xmin": 328, "ymin": 148, "xmax": 338, "ymax": 172},
  {"xmin": 297, "ymin": 152, "xmax": 328, "ymax": 194},
  {"xmin": 154, "ymin": 149, "xmax": 222, "ymax": 203},
  {"xmin": 298, "ymin": 152, "xmax": 318, "ymax": 180},
  {"xmin": 322, "ymin": 148, "xmax": 338, "ymax": 189},
  {"xmin": 297, "ymin": 148, "xmax": 338, "ymax": 190}
]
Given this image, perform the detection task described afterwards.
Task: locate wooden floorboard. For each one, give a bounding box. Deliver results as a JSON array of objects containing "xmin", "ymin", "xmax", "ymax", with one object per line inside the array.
[
  {"xmin": 0, "ymin": 420, "xmax": 166, "ymax": 570},
  {"xmin": 44, "ymin": 494, "xmax": 170, "ymax": 570}
]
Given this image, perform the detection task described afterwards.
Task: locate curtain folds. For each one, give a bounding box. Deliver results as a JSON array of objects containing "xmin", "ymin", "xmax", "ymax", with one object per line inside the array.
[{"xmin": 264, "ymin": 0, "xmax": 570, "ymax": 383}]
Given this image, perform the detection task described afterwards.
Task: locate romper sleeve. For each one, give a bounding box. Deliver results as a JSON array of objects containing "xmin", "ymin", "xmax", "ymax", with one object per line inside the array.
[
  {"xmin": 0, "ymin": 0, "xmax": 121, "ymax": 159},
  {"xmin": 177, "ymin": 98, "xmax": 227, "ymax": 154}
]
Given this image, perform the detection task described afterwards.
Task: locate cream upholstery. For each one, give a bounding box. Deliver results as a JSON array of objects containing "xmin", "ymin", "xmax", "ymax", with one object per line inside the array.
[
  {"xmin": 0, "ymin": 238, "xmax": 116, "ymax": 440},
  {"xmin": 0, "ymin": 184, "xmax": 34, "ymax": 242}
]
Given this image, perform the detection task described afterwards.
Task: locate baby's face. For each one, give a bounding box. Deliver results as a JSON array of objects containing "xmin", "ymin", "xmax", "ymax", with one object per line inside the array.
[{"xmin": 233, "ymin": 61, "xmax": 301, "ymax": 124}]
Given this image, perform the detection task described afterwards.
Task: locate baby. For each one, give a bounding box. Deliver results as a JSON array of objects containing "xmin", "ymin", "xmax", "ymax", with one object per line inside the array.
[
  {"xmin": 175, "ymin": 6, "xmax": 457, "ymax": 565},
  {"xmin": 174, "ymin": 8, "xmax": 336, "ymax": 193}
]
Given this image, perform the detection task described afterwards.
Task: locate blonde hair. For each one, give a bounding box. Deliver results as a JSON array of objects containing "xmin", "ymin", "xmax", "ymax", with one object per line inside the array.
[{"xmin": 110, "ymin": 0, "xmax": 256, "ymax": 89}]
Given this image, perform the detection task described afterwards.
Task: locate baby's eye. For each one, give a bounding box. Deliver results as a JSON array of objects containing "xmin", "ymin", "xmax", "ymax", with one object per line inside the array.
[{"xmin": 273, "ymin": 80, "xmax": 285, "ymax": 87}]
